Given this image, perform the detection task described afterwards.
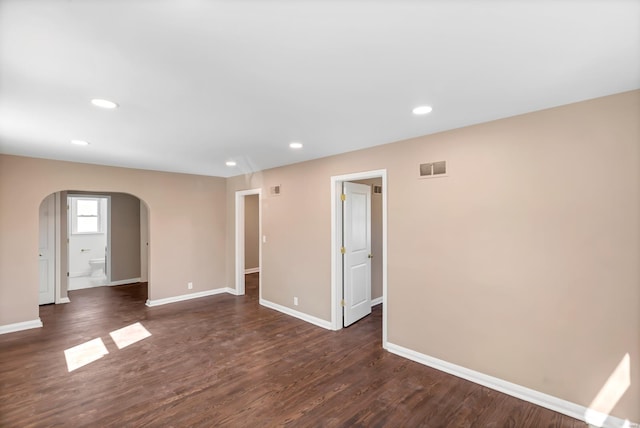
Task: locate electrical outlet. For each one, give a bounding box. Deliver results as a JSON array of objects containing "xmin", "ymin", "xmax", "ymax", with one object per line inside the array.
[
  {"xmin": 188, "ymin": 282, "xmax": 193, "ymax": 290},
  {"xmin": 293, "ymin": 297, "xmax": 298, "ymax": 306}
]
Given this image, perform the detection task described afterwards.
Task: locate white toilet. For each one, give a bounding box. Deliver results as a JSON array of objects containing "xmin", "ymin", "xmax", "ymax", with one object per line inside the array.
[{"xmin": 88, "ymin": 258, "xmax": 105, "ymax": 277}]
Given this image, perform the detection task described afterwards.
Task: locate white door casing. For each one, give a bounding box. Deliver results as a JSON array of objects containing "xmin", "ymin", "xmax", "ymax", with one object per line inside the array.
[
  {"xmin": 342, "ymin": 181, "xmax": 372, "ymax": 327},
  {"xmin": 330, "ymin": 169, "xmax": 387, "ymax": 345},
  {"xmin": 39, "ymin": 194, "xmax": 56, "ymax": 305},
  {"xmin": 67, "ymin": 195, "xmax": 110, "ymax": 289},
  {"xmin": 235, "ymin": 188, "xmax": 262, "ymax": 296}
]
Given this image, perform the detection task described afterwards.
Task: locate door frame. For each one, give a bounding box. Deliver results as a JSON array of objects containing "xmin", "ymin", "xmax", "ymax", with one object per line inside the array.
[
  {"xmin": 235, "ymin": 188, "xmax": 262, "ymax": 296},
  {"xmin": 67, "ymin": 194, "xmax": 112, "ymax": 284},
  {"xmin": 342, "ymin": 181, "xmax": 373, "ymax": 327},
  {"xmin": 331, "ymin": 169, "xmax": 387, "ymax": 347},
  {"xmin": 38, "ymin": 193, "xmax": 56, "ymax": 305},
  {"xmin": 54, "ymin": 192, "xmax": 69, "ymax": 303}
]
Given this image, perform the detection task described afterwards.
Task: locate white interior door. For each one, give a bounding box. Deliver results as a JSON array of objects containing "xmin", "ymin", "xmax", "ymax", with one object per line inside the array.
[
  {"xmin": 39, "ymin": 194, "xmax": 56, "ymax": 305},
  {"xmin": 343, "ymin": 182, "xmax": 372, "ymax": 327}
]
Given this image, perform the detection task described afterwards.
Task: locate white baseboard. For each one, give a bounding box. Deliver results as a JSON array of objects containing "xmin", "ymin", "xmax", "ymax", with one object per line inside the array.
[
  {"xmin": 371, "ymin": 296, "xmax": 383, "ymax": 306},
  {"xmin": 56, "ymin": 297, "xmax": 71, "ymax": 304},
  {"xmin": 386, "ymin": 342, "xmax": 636, "ymax": 428},
  {"xmin": 244, "ymin": 267, "xmax": 260, "ymax": 274},
  {"xmin": 146, "ymin": 287, "xmax": 231, "ymax": 307},
  {"xmin": 109, "ymin": 277, "xmax": 141, "ymax": 286},
  {"xmin": 224, "ymin": 287, "xmax": 240, "ymax": 296},
  {"xmin": 69, "ymin": 270, "xmax": 91, "ymax": 278},
  {"xmin": 68, "ymin": 281, "xmax": 105, "ymax": 291},
  {"xmin": 0, "ymin": 318, "xmax": 43, "ymax": 335},
  {"xmin": 260, "ymin": 298, "xmax": 332, "ymax": 330},
  {"xmin": 68, "ymin": 277, "xmax": 141, "ymax": 291}
]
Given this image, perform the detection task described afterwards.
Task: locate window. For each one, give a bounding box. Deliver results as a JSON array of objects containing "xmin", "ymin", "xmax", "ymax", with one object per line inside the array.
[{"xmin": 72, "ymin": 198, "xmax": 102, "ymax": 234}]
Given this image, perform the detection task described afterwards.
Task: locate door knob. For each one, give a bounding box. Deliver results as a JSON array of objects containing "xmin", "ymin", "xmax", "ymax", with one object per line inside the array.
[{"xmin": 368, "ymin": 254, "xmax": 373, "ymax": 259}]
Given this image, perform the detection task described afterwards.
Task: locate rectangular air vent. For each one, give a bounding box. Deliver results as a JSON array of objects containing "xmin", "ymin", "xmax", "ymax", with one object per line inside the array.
[
  {"xmin": 270, "ymin": 185, "xmax": 281, "ymax": 196},
  {"xmin": 419, "ymin": 163, "xmax": 433, "ymax": 176},
  {"xmin": 420, "ymin": 161, "xmax": 447, "ymax": 178},
  {"xmin": 433, "ymin": 161, "xmax": 446, "ymax": 175}
]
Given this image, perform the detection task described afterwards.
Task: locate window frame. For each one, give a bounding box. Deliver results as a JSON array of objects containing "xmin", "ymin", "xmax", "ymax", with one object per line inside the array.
[{"xmin": 71, "ymin": 197, "xmax": 103, "ymax": 235}]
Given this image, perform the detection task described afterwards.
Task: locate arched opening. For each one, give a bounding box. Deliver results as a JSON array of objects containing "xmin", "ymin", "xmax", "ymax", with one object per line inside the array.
[{"xmin": 37, "ymin": 191, "xmax": 150, "ymax": 310}]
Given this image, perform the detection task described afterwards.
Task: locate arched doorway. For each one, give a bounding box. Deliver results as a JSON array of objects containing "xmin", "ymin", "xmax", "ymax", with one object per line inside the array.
[{"xmin": 37, "ymin": 191, "xmax": 150, "ymax": 306}]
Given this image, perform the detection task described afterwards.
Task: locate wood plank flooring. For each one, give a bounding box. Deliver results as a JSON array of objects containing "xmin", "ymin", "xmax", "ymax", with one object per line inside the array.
[{"xmin": 0, "ymin": 274, "xmax": 585, "ymax": 427}]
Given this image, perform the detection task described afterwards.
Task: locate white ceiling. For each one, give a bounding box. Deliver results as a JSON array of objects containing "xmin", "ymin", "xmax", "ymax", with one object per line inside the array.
[{"xmin": 1, "ymin": 1, "xmax": 638, "ymax": 178}]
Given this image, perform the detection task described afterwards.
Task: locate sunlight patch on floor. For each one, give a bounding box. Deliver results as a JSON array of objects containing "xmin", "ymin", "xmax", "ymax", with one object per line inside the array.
[
  {"xmin": 64, "ymin": 338, "xmax": 109, "ymax": 372},
  {"xmin": 109, "ymin": 322, "xmax": 151, "ymax": 350}
]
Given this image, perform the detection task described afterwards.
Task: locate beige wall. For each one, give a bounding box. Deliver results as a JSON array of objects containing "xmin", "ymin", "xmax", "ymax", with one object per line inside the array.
[
  {"xmin": 244, "ymin": 194, "xmax": 260, "ymax": 270},
  {"xmin": 0, "ymin": 157, "xmax": 227, "ymax": 325},
  {"xmin": 110, "ymin": 193, "xmax": 141, "ymax": 281},
  {"xmin": 352, "ymin": 178, "xmax": 383, "ymax": 301},
  {"xmin": 225, "ymin": 90, "xmax": 639, "ymax": 421},
  {"xmin": 1, "ymin": 90, "xmax": 637, "ymax": 421}
]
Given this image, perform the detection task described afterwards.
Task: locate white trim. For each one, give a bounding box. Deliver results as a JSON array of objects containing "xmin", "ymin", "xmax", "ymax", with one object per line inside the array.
[
  {"xmin": 386, "ymin": 342, "xmax": 637, "ymax": 428},
  {"xmin": 58, "ymin": 297, "xmax": 71, "ymax": 304},
  {"xmin": 106, "ymin": 196, "xmax": 112, "ymax": 283},
  {"xmin": 108, "ymin": 277, "xmax": 141, "ymax": 286},
  {"xmin": 67, "ymin": 280, "xmax": 105, "ymax": 291},
  {"xmin": 244, "ymin": 267, "xmax": 260, "ymax": 274},
  {"xmin": 69, "ymin": 270, "xmax": 91, "ymax": 278},
  {"xmin": 67, "ymin": 194, "xmax": 112, "ymax": 284},
  {"xmin": 234, "ymin": 188, "xmax": 262, "ymax": 297},
  {"xmin": 330, "ymin": 178, "xmax": 342, "ymax": 331},
  {"xmin": 330, "ymin": 170, "xmax": 388, "ymax": 346},
  {"xmin": 0, "ymin": 318, "xmax": 43, "ymax": 335},
  {"xmin": 69, "ymin": 197, "xmax": 104, "ymax": 235},
  {"xmin": 38, "ymin": 193, "xmax": 56, "ymax": 305},
  {"xmin": 371, "ymin": 296, "xmax": 383, "ymax": 306},
  {"xmin": 54, "ymin": 192, "xmax": 62, "ymax": 304},
  {"xmin": 145, "ymin": 287, "xmax": 230, "ymax": 307},
  {"xmin": 260, "ymin": 298, "xmax": 332, "ymax": 330}
]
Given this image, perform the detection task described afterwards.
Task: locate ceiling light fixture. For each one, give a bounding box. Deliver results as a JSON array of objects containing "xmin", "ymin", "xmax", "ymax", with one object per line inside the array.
[
  {"xmin": 225, "ymin": 161, "xmax": 237, "ymax": 167},
  {"xmin": 412, "ymin": 105, "xmax": 433, "ymax": 115},
  {"xmin": 289, "ymin": 142, "xmax": 303, "ymax": 149},
  {"xmin": 71, "ymin": 140, "xmax": 90, "ymax": 146},
  {"xmin": 91, "ymin": 98, "xmax": 119, "ymax": 109}
]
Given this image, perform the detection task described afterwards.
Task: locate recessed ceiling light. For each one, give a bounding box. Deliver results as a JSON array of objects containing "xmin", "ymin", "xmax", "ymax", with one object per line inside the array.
[
  {"xmin": 225, "ymin": 161, "xmax": 237, "ymax": 167},
  {"xmin": 412, "ymin": 105, "xmax": 433, "ymax": 115},
  {"xmin": 91, "ymin": 98, "xmax": 119, "ymax": 109},
  {"xmin": 289, "ymin": 142, "xmax": 303, "ymax": 149},
  {"xmin": 71, "ymin": 140, "xmax": 90, "ymax": 146}
]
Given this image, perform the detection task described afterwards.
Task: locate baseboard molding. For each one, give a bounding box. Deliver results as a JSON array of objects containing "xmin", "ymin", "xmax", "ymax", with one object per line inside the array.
[
  {"xmin": 56, "ymin": 297, "xmax": 71, "ymax": 304},
  {"xmin": 0, "ymin": 318, "xmax": 43, "ymax": 335},
  {"xmin": 69, "ymin": 270, "xmax": 91, "ymax": 278},
  {"xmin": 371, "ymin": 296, "xmax": 383, "ymax": 306},
  {"xmin": 145, "ymin": 287, "xmax": 230, "ymax": 307},
  {"xmin": 68, "ymin": 277, "xmax": 141, "ymax": 291},
  {"xmin": 108, "ymin": 278, "xmax": 141, "ymax": 286},
  {"xmin": 386, "ymin": 342, "xmax": 636, "ymax": 428},
  {"xmin": 260, "ymin": 298, "xmax": 332, "ymax": 330},
  {"xmin": 224, "ymin": 287, "xmax": 240, "ymax": 296},
  {"xmin": 68, "ymin": 282, "xmax": 106, "ymax": 291},
  {"xmin": 244, "ymin": 267, "xmax": 260, "ymax": 274}
]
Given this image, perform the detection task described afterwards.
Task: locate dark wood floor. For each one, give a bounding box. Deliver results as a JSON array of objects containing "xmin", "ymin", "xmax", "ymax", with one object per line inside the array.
[{"xmin": 0, "ymin": 274, "xmax": 585, "ymax": 427}]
